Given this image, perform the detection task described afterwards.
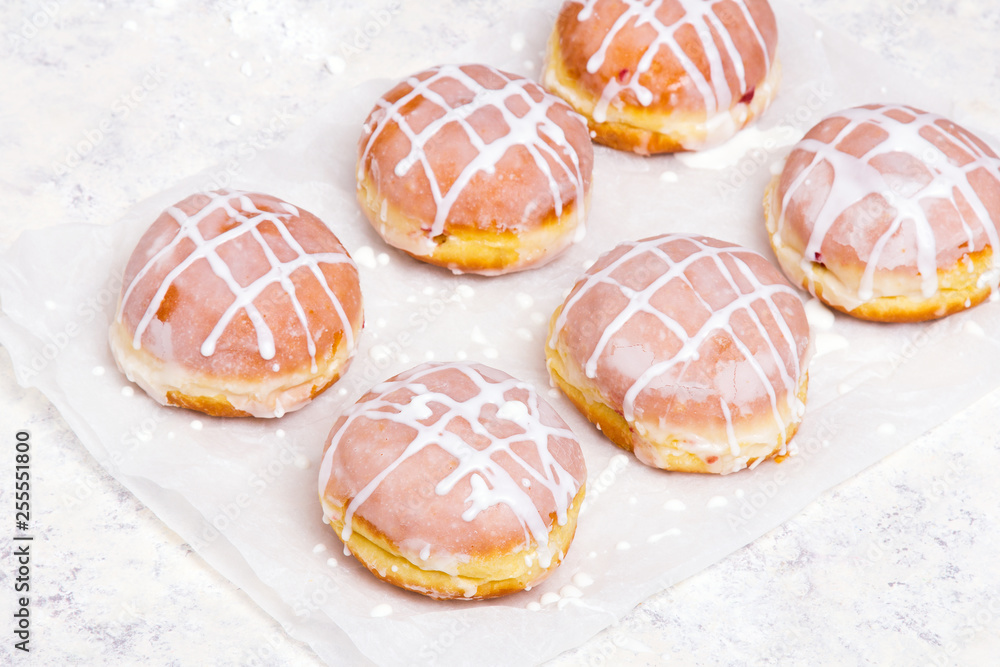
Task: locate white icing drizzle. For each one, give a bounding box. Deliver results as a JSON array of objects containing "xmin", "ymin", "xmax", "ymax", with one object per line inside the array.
[
  {"xmin": 551, "ymin": 234, "xmax": 804, "ymax": 457},
  {"xmin": 358, "ymin": 64, "xmax": 589, "ymax": 238},
  {"xmin": 119, "ymin": 190, "xmax": 357, "ymax": 369},
  {"xmin": 573, "ymin": 0, "xmax": 770, "ymax": 122},
  {"xmin": 777, "ymin": 105, "xmax": 1000, "ymax": 300},
  {"xmin": 318, "ymin": 363, "xmax": 581, "ymax": 569}
]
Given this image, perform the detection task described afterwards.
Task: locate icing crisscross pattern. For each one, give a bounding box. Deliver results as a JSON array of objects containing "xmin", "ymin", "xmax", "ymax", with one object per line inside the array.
[
  {"xmin": 552, "ymin": 234, "xmax": 805, "ymax": 455},
  {"xmin": 359, "ymin": 64, "xmax": 589, "ymax": 237},
  {"xmin": 573, "ymin": 0, "xmax": 771, "ymax": 121},
  {"xmin": 319, "ymin": 363, "xmax": 582, "ymax": 568},
  {"xmin": 778, "ymin": 104, "xmax": 1000, "ymax": 300},
  {"xmin": 120, "ymin": 190, "xmax": 357, "ymax": 370}
]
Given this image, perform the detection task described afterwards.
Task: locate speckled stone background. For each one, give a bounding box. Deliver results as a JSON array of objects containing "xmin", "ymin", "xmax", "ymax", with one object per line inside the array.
[{"xmin": 2, "ymin": 1, "xmax": 999, "ymax": 665}]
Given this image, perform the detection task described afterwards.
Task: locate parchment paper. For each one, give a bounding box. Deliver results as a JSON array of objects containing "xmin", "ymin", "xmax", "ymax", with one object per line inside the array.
[{"xmin": 3, "ymin": 2, "xmax": 1000, "ymax": 665}]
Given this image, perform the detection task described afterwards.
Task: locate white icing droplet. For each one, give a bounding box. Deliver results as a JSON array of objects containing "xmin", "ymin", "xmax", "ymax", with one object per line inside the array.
[
  {"xmin": 616, "ymin": 541, "xmax": 631, "ymax": 551},
  {"xmin": 326, "ymin": 558, "xmax": 338, "ymax": 568},
  {"xmin": 455, "ymin": 284, "xmax": 475, "ymax": 299},
  {"xmin": 510, "ymin": 32, "xmax": 526, "ymax": 52},
  {"xmin": 45, "ymin": 300, "xmax": 58, "ymax": 310},
  {"xmin": 313, "ymin": 543, "xmax": 327, "ymax": 554},
  {"xmin": 540, "ymin": 592, "xmax": 561, "ymax": 606},
  {"xmin": 572, "ymin": 572, "xmax": 594, "ymax": 588},
  {"xmin": 515, "ymin": 328, "xmax": 533, "ymax": 341},
  {"xmin": 526, "ymin": 601, "xmax": 542, "ymax": 611},
  {"xmin": 353, "ymin": 246, "xmax": 377, "ymax": 269},
  {"xmin": 325, "ymin": 55, "xmax": 346, "ymax": 74},
  {"xmin": 515, "ymin": 293, "xmax": 534, "ymax": 309},
  {"xmin": 664, "ymin": 499, "xmax": 686, "ymax": 512},
  {"xmin": 92, "ymin": 366, "xmax": 105, "ymax": 376},
  {"xmin": 370, "ymin": 604, "xmax": 393, "ymax": 618},
  {"xmin": 271, "ymin": 363, "xmax": 280, "ymax": 372},
  {"xmin": 648, "ymin": 528, "xmax": 682, "ymax": 543},
  {"xmin": 121, "ymin": 386, "xmax": 135, "ymax": 397},
  {"xmin": 628, "ymin": 496, "xmax": 638, "ymax": 505},
  {"xmin": 377, "ymin": 253, "xmax": 390, "ymax": 266},
  {"xmin": 660, "ymin": 171, "xmax": 678, "ymax": 183},
  {"xmin": 964, "ymin": 320, "xmax": 986, "ymax": 337},
  {"xmin": 560, "ymin": 585, "xmax": 583, "ymax": 599},
  {"xmin": 369, "ymin": 344, "xmax": 393, "ymax": 363},
  {"xmin": 455, "ymin": 350, "xmax": 468, "ymax": 361},
  {"xmin": 470, "ymin": 326, "xmax": 490, "ymax": 345},
  {"xmin": 814, "ymin": 332, "xmax": 850, "ymax": 358},
  {"xmin": 838, "ymin": 383, "xmax": 852, "ymax": 395},
  {"xmin": 419, "ymin": 544, "xmax": 431, "ymax": 561},
  {"xmin": 276, "ymin": 429, "xmax": 286, "ymax": 438},
  {"xmin": 482, "ymin": 347, "xmax": 499, "ymax": 359},
  {"xmin": 241, "ymin": 62, "xmax": 253, "ymax": 77},
  {"xmin": 804, "ymin": 298, "xmax": 836, "ymax": 331},
  {"xmin": 227, "ymin": 114, "xmax": 242, "ymax": 126},
  {"xmin": 497, "ymin": 400, "xmax": 530, "ymax": 423},
  {"xmin": 391, "ymin": 565, "xmax": 398, "ymax": 572},
  {"xmin": 190, "ymin": 420, "xmax": 203, "ymax": 431},
  {"xmin": 707, "ymin": 496, "xmax": 728, "ymax": 509},
  {"xmin": 123, "ymin": 20, "xmax": 138, "ymax": 31},
  {"xmin": 294, "ymin": 455, "xmax": 310, "ymax": 470},
  {"xmin": 877, "ymin": 423, "xmax": 896, "ymax": 437}
]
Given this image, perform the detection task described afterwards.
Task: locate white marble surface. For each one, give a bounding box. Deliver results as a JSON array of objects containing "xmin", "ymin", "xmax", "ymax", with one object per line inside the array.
[{"xmin": 2, "ymin": 0, "xmax": 1000, "ymax": 664}]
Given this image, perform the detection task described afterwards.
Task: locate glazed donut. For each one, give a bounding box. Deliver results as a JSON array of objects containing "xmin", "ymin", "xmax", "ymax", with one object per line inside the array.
[
  {"xmin": 356, "ymin": 63, "xmax": 594, "ymax": 275},
  {"xmin": 318, "ymin": 362, "xmax": 587, "ymax": 600},
  {"xmin": 546, "ymin": 234, "xmax": 811, "ymax": 475},
  {"xmin": 110, "ymin": 190, "xmax": 363, "ymax": 418},
  {"xmin": 542, "ymin": 0, "xmax": 780, "ymax": 154},
  {"xmin": 765, "ymin": 104, "xmax": 1000, "ymax": 322}
]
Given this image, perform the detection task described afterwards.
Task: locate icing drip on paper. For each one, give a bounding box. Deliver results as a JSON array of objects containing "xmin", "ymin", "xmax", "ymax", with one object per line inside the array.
[
  {"xmin": 120, "ymin": 190, "xmax": 357, "ymax": 369},
  {"xmin": 778, "ymin": 104, "xmax": 1000, "ymax": 300},
  {"xmin": 318, "ymin": 363, "xmax": 581, "ymax": 569},
  {"xmin": 358, "ymin": 64, "xmax": 589, "ymax": 238},
  {"xmin": 574, "ymin": 0, "xmax": 771, "ymax": 121},
  {"xmin": 551, "ymin": 234, "xmax": 804, "ymax": 455}
]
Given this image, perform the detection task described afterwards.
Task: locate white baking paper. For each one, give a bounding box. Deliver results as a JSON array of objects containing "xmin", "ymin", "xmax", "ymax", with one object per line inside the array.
[{"xmin": 3, "ymin": 2, "xmax": 1000, "ymax": 665}]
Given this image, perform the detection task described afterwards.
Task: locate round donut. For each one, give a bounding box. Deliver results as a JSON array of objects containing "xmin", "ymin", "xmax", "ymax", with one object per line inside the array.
[
  {"xmin": 764, "ymin": 104, "xmax": 1000, "ymax": 322},
  {"xmin": 545, "ymin": 234, "xmax": 811, "ymax": 475},
  {"xmin": 542, "ymin": 0, "xmax": 780, "ymax": 154},
  {"xmin": 318, "ymin": 362, "xmax": 587, "ymax": 600},
  {"xmin": 356, "ymin": 63, "xmax": 594, "ymax": 275},
  {"xmin": 109, "ymin": 190, "xmax": 364, "ymax": 418}
]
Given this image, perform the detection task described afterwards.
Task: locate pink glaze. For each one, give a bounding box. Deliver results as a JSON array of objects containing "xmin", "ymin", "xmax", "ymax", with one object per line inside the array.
[
  {"xmin": 552, "ymin": 0, "xmax": 778, "ymax": 118},
  {"xmin": 116, "ymin": 190, "xmax": 363, "ymax": 381},
  {"xmin": 551, "ymin": 234, "xmax": 810, "ymax": 447},
  {"xmin": 775, "ymin": 104, "xmax": 1000, "ymax": 300},
  {"xmin": 357, "ymin": 64, "xmax": 593, "ymax": 237},
  {"xmin": 318, "ymin": 363, "xmax": 587, "ymax": 569}
]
